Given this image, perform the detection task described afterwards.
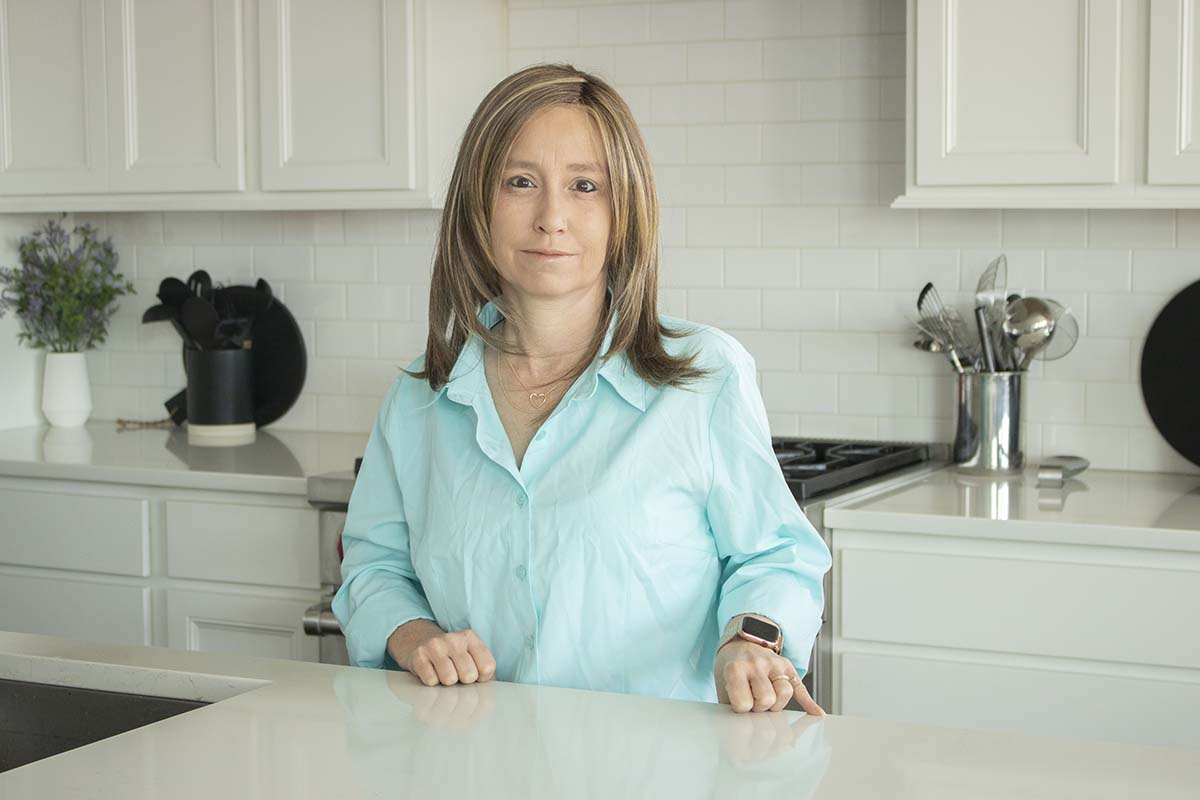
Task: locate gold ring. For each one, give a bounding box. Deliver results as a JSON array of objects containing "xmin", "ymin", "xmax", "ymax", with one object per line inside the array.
[{"xmin": 768, "ymin": 674, "xmax": 796, "ymax": 684}]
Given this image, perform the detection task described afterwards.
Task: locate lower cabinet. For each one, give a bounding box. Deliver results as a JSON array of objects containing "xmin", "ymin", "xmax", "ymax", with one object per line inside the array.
[
  {"xmin": 0, "ymin": 570, "xmax": 150, "ymax": 646},
  {"xmin": 830, "ymin": 528, "xmax": 1200, "ymax": 750},
  {"xmin": 166, "ymin": 589, "xmax": 318, "ymax": 662}
]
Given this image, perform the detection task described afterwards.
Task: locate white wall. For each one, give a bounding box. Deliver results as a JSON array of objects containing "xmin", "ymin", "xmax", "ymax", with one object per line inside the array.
[{"xmin": 0, "ymin": 0, "xmax": 1196, "ymax": 474}]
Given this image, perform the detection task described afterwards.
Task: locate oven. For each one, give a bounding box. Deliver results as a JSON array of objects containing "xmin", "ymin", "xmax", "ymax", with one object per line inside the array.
[{"xmin": 301, "ymin": 440, "xmax": 946, "ymax": 712}]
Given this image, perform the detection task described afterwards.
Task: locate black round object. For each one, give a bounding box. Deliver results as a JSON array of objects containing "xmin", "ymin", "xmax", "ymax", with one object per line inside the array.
[
  {"xmin": 1140, "ymin": 278, "xmax": 1200, "ymax": 468},
  {"xmin": 185, "ymin": 348, "xmax": 254, "ymax": 424},
  {"xmin": 180, "ymin": 284, "xmax": 306, "ymax": 428}
]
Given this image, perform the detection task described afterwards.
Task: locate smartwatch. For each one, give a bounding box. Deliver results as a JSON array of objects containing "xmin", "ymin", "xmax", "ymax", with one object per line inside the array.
[{"xmin": 719, "ymin": 614, "xmax": 783, "ymax": 655}]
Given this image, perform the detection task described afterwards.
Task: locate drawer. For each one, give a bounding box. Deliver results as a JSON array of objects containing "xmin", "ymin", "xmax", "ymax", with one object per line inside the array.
[
  {"xmin": 165, "ymin": 499, "xmax": 319, "ymax": 589},
  {"xmin": 0, "ymin": 570, "xmax": 150, "ymax": 646},
  {"xmin": 166, "ymin": 588, "xmax": 318, "ymax": 662},
  {"xmin": 839, "ymin": 548, "xmax": 1200, "ymax": 670},
  {"xmin": 840, "ymin": 650, "xmax": 1200, "ymax": 750},
  {"xmin": 0, "ymin": 488, "xmax": 149, "ymax": 576}
]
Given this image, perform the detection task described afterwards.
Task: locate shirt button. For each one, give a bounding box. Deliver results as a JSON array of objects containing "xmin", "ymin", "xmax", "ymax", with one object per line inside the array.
[
  {"xmin": 516, "ymin": 492, "xmax": 527, "ymax": 507},
  {"xmin": 515, "ymin": 564, "xmax": 527, "ymax": 581}
]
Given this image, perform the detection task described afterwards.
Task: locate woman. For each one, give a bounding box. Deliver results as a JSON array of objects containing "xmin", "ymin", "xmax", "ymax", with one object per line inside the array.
[{"xmin": 332, "ymin": 64, "xmax": 832, "ymax": 715}]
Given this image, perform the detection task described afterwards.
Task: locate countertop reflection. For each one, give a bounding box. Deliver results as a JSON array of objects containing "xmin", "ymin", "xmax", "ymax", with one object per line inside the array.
[
  {"xmin": 826, "ymin": 466, "xmax": 1200, "ymax": 549},
  {"xmin": 0, "ymin": 422, "xmax": 368, "ymax": 495},
  {"xmin": 1, "ymin": 631, "xmax": 1195, "ymax": 799}
]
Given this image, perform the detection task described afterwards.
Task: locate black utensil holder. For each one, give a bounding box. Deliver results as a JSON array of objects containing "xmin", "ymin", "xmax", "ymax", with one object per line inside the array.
[{"xmin": 185, "ymin": 348, "xmax": 254, "ymax": 425}]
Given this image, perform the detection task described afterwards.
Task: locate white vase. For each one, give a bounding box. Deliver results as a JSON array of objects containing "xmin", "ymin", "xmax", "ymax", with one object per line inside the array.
[{"xmin": 42, "ymin": 351, "xmax": 92, "ymax": 427}]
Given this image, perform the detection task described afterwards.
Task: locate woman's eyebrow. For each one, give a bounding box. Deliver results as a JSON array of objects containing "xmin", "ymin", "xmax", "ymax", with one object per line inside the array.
[{"xmin": 506, "ymin": 159, "xmax": 603, "ymax": 174}]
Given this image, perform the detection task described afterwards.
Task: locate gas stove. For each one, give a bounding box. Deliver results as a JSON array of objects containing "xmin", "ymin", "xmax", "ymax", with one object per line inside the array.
[{"xmin": 771, "ymin": 438, "xmax": 933, "ymax": 502}]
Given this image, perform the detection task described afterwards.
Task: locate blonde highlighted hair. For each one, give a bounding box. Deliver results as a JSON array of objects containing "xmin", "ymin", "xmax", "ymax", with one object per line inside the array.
[{"xmin": 408, "ymin": 63, "xmax": 710, "ymax": 423}]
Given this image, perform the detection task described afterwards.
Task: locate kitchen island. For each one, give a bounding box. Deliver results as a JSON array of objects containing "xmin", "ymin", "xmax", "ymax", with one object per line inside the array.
[{"xmin": 0, "ymin": 630, "xmax": 1196, "ymax": 798}]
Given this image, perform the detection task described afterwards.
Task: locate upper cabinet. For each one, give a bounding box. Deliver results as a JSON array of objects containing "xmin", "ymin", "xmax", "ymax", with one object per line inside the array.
[
  {"xmin": 0, "ymin": 0, "xmax": 506, "ymax": 211},
  {"xmin": 897, "ymin": 0, "xmax": 1200, "ymax": 208},
  {"xmin": 258, "ymin": 0, "xmax": 414, "ymax": 192}
]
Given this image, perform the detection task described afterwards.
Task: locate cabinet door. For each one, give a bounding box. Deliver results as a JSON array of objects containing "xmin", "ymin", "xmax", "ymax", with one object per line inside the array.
[
  {"xmin": 167, "ymin": 588, "xmax": 319, "ymax": 662},
  {"xmin": 0, "ymin": 0, "xmax": 107, "ymax": 194},
  {"xmin": 103, "ymin": 0, "xmax": 244, "ymax": 192},
  {"xmin": 258, "ymin": 0, "xmax": 416, "ymax": 191},
  {"xmin": 0, "ymin": 571, "xmax": 150, "ymax": 646},
  {"xmin": 1148, "ymin": 0, "xmax": 1200, "ymax": 183},
  {"xmin": 914, "ymin": 0, "xmax": 1120, "ymax": 185}
]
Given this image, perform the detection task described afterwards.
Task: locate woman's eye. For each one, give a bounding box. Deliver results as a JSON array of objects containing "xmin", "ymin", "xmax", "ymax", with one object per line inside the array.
[
  {"xmin": 575, "ymin": 179, "xmax": 598, "ymax": 193},
  {"xmin": 508, "ymin": 176, "xmax": 534, "ymax": 188}
]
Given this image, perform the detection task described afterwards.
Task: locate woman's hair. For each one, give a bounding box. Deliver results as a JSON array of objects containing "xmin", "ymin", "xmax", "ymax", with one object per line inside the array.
[{"xmin": 407, "ymin": 62, "xmax": 711, "ymax": 424}]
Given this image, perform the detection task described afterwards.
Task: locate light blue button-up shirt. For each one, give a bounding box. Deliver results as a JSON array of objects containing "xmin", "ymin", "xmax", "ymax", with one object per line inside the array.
[{"xmin": 332, "ymin": 289, "xmax": 832, "ymax": 703}]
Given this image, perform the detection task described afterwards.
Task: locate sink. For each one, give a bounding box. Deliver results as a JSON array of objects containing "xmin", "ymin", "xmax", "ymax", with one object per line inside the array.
[{"xmin": 0, "ymin": 677, "xmax": 209, "ymax": 772}]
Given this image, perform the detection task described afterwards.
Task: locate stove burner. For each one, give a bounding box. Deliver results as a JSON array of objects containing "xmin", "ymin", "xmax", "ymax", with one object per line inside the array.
[
  {"xmin": 771, "ymin": 438, "xmax": 930, "ymax": 502},
  {"xmin": 827, "ymin": 443, "xmax": 891, "ymax": 459}
]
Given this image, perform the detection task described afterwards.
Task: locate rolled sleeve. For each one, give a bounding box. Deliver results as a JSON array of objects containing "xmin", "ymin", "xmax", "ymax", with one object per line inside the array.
[
  {"xmin": 331, "ymin": 379, "xmax": 436, "ymax": 669},
  {"xmin": 705, "ymin": 350, "xmax": 833, "ymax": 674}
]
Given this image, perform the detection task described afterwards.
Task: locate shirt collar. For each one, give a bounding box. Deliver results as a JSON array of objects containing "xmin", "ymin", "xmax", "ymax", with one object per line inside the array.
[{"xmin": 442, "ymin": 286, "xmax": 647, "ymax": 413}]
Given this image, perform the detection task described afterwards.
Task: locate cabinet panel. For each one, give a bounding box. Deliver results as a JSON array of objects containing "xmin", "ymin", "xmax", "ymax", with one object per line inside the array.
[
  {"xmin": 839, "ymin": 547, "xmax": 1200, "ymax": 670},
  {"xmin": 0, "ymin": 571, "xmax": 150, "ymax": 646},
  {"xmin": 259, "ymin": 0, "xmax": 416, "ymax": 191},
  {"xmin": 0, "ymin": 488, "xmax": 149, "ymax": 576},
  {"xmin": 1149, "ymin": 0, "xmax": 1200, "ymax": 183},
  {"xmin": 840, "ymin": 651, "xmax": 1200, "ymax": 750},
  {"xmin": 165, "ymin": 499, "xmax": 318, "ymax": 589},
  {"xmin": 915, "ymin": 0, "xmax": 1120, "ymax": 185},
  {"xmin": 0, "ymin": 0, "xmax": 107, "ymax": 194},
  {"xmin": 103, "ymin": 0, "xmax": 244, "ymax": 192},
  {"xmin": 167, "ymin": 588, "xmax": 318, "ymax": 661}
]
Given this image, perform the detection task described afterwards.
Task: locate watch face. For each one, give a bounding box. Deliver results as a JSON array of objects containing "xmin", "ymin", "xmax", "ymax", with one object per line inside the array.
[{"xmin": 741, "ymin": 616, "xmax": 779, "ymax": 643}]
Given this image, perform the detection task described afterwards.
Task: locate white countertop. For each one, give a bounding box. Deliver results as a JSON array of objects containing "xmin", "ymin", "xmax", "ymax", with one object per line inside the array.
[
  {"xmin": 0, "ymin": 631, "xmax": 1196, "ymax": 799},
  {"xmin": 0, "ymin": 422, "xmax": 368, "ymax": 495},
  {"xmin": 825, "ymin": 465, "xmax": 1200, "ymax": 550}
]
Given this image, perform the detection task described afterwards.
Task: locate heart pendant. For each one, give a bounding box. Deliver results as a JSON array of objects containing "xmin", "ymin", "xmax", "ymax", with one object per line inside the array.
[{"xmin": 528, "ymin": 392, "xmax": 548, "ymax": 409}]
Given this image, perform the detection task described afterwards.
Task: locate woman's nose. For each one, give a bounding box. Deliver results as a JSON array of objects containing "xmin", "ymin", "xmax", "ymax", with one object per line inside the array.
[{"xmin": 534, "ymin": 190, "xmax": 567, "ymax": 235}]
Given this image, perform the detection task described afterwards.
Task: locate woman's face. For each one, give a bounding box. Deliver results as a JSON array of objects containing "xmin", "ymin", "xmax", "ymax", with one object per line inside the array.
[{"xmin": 488, "ymin": 105, "xmax": 612, "ymax": 303}]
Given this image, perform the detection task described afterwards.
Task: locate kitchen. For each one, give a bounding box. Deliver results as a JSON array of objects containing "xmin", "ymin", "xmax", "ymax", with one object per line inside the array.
[{"xmin": 1, "ymin": 0, "xmax": 1199, "ymax": 796}]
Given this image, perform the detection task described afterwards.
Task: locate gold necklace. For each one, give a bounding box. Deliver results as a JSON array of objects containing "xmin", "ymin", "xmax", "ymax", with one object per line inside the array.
[{"xmin": 500, "ymin": 348, "xmax": 569, "ymax": 410}]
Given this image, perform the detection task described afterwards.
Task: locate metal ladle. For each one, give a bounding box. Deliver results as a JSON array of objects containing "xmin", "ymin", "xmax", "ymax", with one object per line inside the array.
[{"xmin": 1002, "ymin": 296, "xmax": 1057, "ymax": 370}]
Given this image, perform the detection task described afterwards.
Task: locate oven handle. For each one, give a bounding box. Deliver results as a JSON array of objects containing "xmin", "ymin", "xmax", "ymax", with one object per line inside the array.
[{"xmin": 303, "ymin": 597, "xmax": 344, "ymax": 637}]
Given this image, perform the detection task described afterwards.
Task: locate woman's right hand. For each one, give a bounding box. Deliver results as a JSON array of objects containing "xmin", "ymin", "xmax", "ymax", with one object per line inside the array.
[{"xmin": 387, "ymin": 619, "xmax": 497, "ymax": 686}]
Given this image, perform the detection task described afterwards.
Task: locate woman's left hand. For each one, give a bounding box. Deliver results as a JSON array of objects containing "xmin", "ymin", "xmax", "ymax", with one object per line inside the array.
[{"xmin": 714, "ymin": 640, "xmax": 826, "ymax": 716}]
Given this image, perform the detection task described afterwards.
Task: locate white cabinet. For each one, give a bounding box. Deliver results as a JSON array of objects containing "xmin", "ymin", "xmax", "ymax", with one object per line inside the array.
[
  {"xmin": 914, "ymin": 0, "xmax": 1120, "ymax": 186},
  {"xmin": 103, "ymin": 0, "xmax": 245, "ymax": 192},
  {"xmin": 0, "ymin": 475, "xmax": 321, "ymax": 662},
  {"xmin": 898, "ymin": 0, "xmax": 1200, "ymax": 207},
  {"xmin": 0, "ymin": 0, "xmax": 506, "ymax": 211},
  {"xmin": 167, "ymin": 588, "xmax": 317, "ymax": 661},
  {"xmin": 0, "ymin": 0, "xmax": 108, "ymax": 195},
  {"xmin": 829, "ymin": 527, "xmax": 1200, "ymax": 750},
  {"xmin": 258, "ymin": 0, "xmax": 414, "ymax": 192},
  {"xmin": 1148, "ymin": 0, "xmax": 1200, "ymax": 183}
]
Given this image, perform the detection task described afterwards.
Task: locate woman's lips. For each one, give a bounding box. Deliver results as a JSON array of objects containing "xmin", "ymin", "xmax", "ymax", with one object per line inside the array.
[{"xmin": 522, "ymin": 250, "xmax": 576, "ymax": 260}]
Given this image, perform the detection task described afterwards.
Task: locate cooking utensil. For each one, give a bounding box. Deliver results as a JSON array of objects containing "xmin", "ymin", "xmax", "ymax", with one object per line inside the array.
[
  {"xmin": 157, "ymin": 277, "xmax": 192, "ymax": 308},
  {"xmin": 181, "ymin": 296, "xmax": 220, "ymax": 350},
  {"xmin": 913, "ymin": 336, "xmax": 944, "ymax": 353},
  {"xmin": 187, "ymin": 270, "xmax": 213, "ymax": 302},
  {"xmin": 1139, "ymin": 278, "xmax": 1200, "ymax": 467},
  {"xmin": 1002, "ymin": 296, "xmax": 1057, "ymax": 369},
  {"xmin": 975, "ymin": 255, "xmax": 1015, "ymax": 370},
  {"xmin": 1037, "ymin": 300, "xmax": 1079, "ymax": 361},
  {"xmin": 974, "ymin": 305, "xmax": 999, "ymax": 372},
  {"xmin": 917, "ymin": 282, "xmax": 977, "ymax": 373},
  {"xmin": 1036, "ymin": 455, "xmax": 1090, "ymax": 487}
]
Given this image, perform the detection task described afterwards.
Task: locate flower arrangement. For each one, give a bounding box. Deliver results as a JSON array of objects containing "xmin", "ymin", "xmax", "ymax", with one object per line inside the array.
[{"xmin": 0, "ymin": 216, "xmax": 134, "ymax": 352}]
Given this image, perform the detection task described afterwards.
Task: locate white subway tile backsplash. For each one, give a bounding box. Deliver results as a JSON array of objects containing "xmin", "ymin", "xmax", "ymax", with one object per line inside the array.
[
  {"xmin": 1045, "ymin": 250, "xmax": 1130, "ymax": 292},
  {"xmin": 62, "ymin": 4, "xmax": 1185, "ymax": 467},
  {"xmin": 761, "ymin": 122, "xmax": 839, "ymax": 163},
  {"xmin": 762, "ymin": 206, "xmax": 838, "ymax": 246},
  {"xmin": 800, "ymin": 248, "xmax": 877, "ymax": 289},
  {"xmin": 1001, "ymin": 210, "xmax": 1087, "ymax": 248},
  {"xmin": 762, "ymin": 289, "xmax": 838, "ymax": 329},
  {"xmin": 688, "ymin": 124, "xmax": 762, "ymax": 164},
  {"xmin": 762, "ymin": 38, "xmax": 839, "ymax": 80},
  {"xmin": 612, "ymin": 43, "xmax": 687, "ymax": 83},
  {"xmin": 1086, "ymin": 210, "xmax": 1175, "ymax": 249},
  {"xmin": 687, "ymin": 288, "xmax": 761, "ymax": 327},
  {"xmin": 688, "ymin": 41, "xmax": 763, "ymax": 82},
  {"xmin": 650, "ymin": 2, "xmax": 724, "ymax": 43},
  {"xmin": 1131, "ymin": 250, "xmax": 1200, "ymax": 294},
  {"xmin": 580, "ymin": 5, "xmax": 649, "ymax": 46},
  {"xmin": 725, "ymin": 248, "xmax": 798, "ymax": 287}
]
